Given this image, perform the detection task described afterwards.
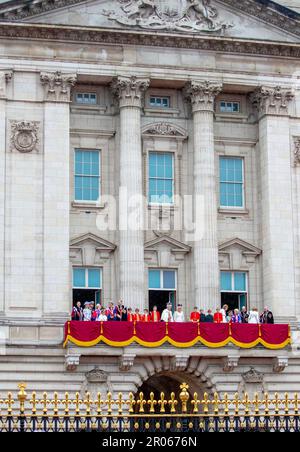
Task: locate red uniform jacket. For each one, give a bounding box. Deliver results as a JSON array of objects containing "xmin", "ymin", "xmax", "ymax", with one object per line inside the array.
[
  {"xmin": 142, "ymin": 314, "xmax": 151, "ymax": 322},
  {"xmin": 214, "ymin": 312, "xmax": 223, "ymax": 324},
  {"xmin": 133, "ymin": 313, "xmax": 142, "ymax": 322},
  {"xmin": 127, "ymin": 313, "xmax": 134, "ymax": 322},
  {"xmin": 190, "ymin": 312, "xmax": 200, "ymax": 322},
  {"xmin": 150, "ymin": 311, "xmax": 161, "ymax": 322}
]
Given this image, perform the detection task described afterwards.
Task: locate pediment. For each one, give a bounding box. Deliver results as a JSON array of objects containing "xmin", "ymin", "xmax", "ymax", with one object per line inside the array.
[
  {"xmin": 219, "ymin": 237, "xmax": 261, "ymax": 256},
  {"xmin": 145, "ymin": 234, "xmax": 191, "ymax": 253},
  {"xmin": 142, "ymin": 122, "xmax": 187, "ymax": 139},
  {"xmin": 70, "ymin": 232, "xmax": 116, "ymax": 251},
  {"xmin": 1, "ymin": 0, "xmax": 299, "ymax": 42}
]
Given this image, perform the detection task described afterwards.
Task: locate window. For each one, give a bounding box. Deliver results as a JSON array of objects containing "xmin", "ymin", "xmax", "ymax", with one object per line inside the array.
[
  {"xmin": 74, "ymin": 150, "xmax": 100, "ymax": 202},
  {"xmin": 220, "ymin": 271, "xmax": 247, "ymax": 311},
  {"xmin": 220, "ymin": 271, "xmax": 246, "ymax": 292},
  {"xmin": 149, "ymin": 96, "xmax": 170, "ymax": 108},
  {"xmin": 75, "ymin": 92, "xmax": 97, "ymax": 105},
  {"xmin": 148, "ymin": 269, "xmax": 176, "ymax": 290},
  {"xmin": 149, "ymin": 152, "xmax": 174, "ymax": 204},
  {"xmin": 73, "ymin": 268, "xmax": 102, "ymax": 289},
  {"xmin": 220, "ymin": 157, "xmax": 244, "ymax": 208},
  {"xmin": 220, "ymin": 101, "xmax": 240, "ymax": 113}
]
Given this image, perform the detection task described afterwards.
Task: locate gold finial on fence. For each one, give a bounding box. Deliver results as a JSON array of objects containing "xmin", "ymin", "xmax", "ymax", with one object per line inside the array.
[
  {"xmin": 233, "ymin": 393, "xmax": 241, "ymax": 416},
  {"xmin": 253, "ymin": 393, "xmax": 261, "ymax": 414},
  {"xmin": 147, "ymin": 392, "xmax": 157, "ymax": 413},
  {"xmin": 106, "ymin": 392, "xmax": 113, "ymax": 415},
  {"xmin": 51, "ymin": 392, "xmax": 60, "ymax": 416},
  {"xmin": 284, "ymin": 393, "xmax": 290, "ymax": 414},
  {"xmin": 263, "ymin": 392, "xmax": 270, "ymax": 415},
  {"xmin": 212, "ymin": 392, "xmax": 220, "ymax": 415},
  {"xmin": 84, "ymin": 392, "xmax": 92, "ymax": 415},
  {"xmin": 202, "ymin": 392, "xmax": 210, "ymax": 415},
  {"xmin": 293, "ymin": 393, "xmax": 299, "ymax": 414},
  {"xmin": 41, "ymin": 392, "xmax": 50, "ymax": 415},
  {"xmin": 95, "ymin": 393, "xmax": 103, "ymax": 415},
  {"xmin": 73, "ymin": 392, "xmax": 82, "ymax": 415},
  {"xmin": 126, "ymin": 392, "xmax": 135, "ymax": 414},
  {"xmin": 222, "ymin": 393, "xmax": 229, "ymax": 415},
  {"xmin": 116, "ymin": 392, "xmax": 125, "ymax": 415},
  {"xmin": 5, "ymin": 392, "xmax": 14, "ymax": 415},
  {"xmin": 158, "ymin": 392, "xmax": 167, "ymax": 413},
  {"xmin": 242, "ymin": 393, "xmax": 251, "ymax": 415},
  {"xmin": 30, "ymin": 392, "xmax": 37, "ymax": 415},
  {"xmin": 137, "ymin": 392, "xmax": 146, "ymax": 413},
  {"xmin": 17, "ymin": 383, "xmax": 27, "ymax": 414},
  {"xmin": 168, "ymin": 392, "xmax": 178, "ymax": 413},
  {"xmin": 272, "ymin": 393, "xmax": 280, "ymax": 414},
  {"xmin": 179, "ymin": 383, "xmax": 189, "ymax": 413},
  {"xmin": 62, "ymin": 392, "xmax": 70, "ymax": 415},
  {"xmin": 191, "ymin": 392, "xmax": 201, "ymax": 414}
]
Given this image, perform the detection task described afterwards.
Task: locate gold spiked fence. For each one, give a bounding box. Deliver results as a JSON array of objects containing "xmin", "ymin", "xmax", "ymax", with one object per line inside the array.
[{"xmin": 0, "ymin": 382, "xmax": 299, "ymax": 432}]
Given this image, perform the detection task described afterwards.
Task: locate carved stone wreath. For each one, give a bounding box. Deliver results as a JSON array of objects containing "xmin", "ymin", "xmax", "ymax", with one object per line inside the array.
[{"xmin": 10, "ymin": 121, "xmax": 40, "ymax": 153}]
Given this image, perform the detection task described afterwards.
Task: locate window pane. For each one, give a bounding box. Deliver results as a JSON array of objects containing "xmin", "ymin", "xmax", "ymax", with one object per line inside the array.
[
  {"xmin": 148, "ymin": 152, "xmax": 174, "ymax": 204},
  {"xmin": 234, "ymin": 272, "xmax": 246, "ymax": 292},
  {"xmin": 220, "ymin": 271, "xmax": 232, "ymax": 291},
  {"xmin": 149, "ymin": 270, "xmax": 161, "ymax": 289},
  {"xmin": 163, "ymin": 271, "xmax": 176, "ymax": 289},
  {"xmin": 88, "ymin": 269, "xmax": 101, "ymax": 288},
  {"xmin": 73, "ymin": 268, "xmax": 86, "ymax": 288}
]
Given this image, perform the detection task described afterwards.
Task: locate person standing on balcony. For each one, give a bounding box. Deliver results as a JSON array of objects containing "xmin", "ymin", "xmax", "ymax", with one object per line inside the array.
[
  {"xmin": 83, "ymin": 302, "xmax": 92, "ymax": 321},
  {"xmin": 240, "ymin": 306, "xmax": 249, "ymax": 323},
  {"xmin": 133, "ymin": 308, "xmax": 142, "ymax": 322},
  {"xmin": 199, "ymin": 309, "xmax": 206, "ymax": 322},
  {"xmin": 161, "ymin": 302, "xmax": 174, "ymax": 322},
  {"xmin": 232, "ymin": 309, "xmax": 241, "ymax": 323},
  {"xmin": 248, "ymin": 307, "xmax": 260, "ymax": 324},
  {"xmin": 174, "ymin": 304, "xmax": 185, "ymax": 322},
  {"xmin": 96, "ymin": 308, "xmax": 107, "ymax": 322},
  {"xmin": 127, "ymin": 307, "xmax": 134, "ymax": 322},
  {"xmin": 213, "ymin": 307, "xmax": 223, "ymax": 323},
  {"xmin": 260, "ymin": 306, "xmax": 274, "ymax": 324},
  {"xmin": 190, "ymin": 306, "xmax": 200, "ymax": 322},
  {"xmin": 205, "ymin": 309, "xmax": 214, "ymax": 323},
  {"xmin": 220, "ymin": 304, "xmax": 228, "ymax": 323},
  {"xmin": 150, "ymin": 305, "xmax": 161, "ymax": 322},
  {"xmin": 142, "ymin": 309, "xmax": 151, "ymax": 322},
  {"xmin": 71, "ymin": 301, "xmax": 83, "ymax": 321}
]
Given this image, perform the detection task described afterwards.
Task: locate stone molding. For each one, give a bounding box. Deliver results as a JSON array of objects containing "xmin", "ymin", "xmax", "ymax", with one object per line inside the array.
[
  {"xmin": 251, "ymin": 86, "xmax": 294, "ymax": 118},
  {"xmin": 223, "ymin": 355, "xmax": 239, "ymax": 372},
  {"xmin": 0, "ymin": 23, "xmax": 299, "ymax": 58},
  {"xmin": 141, "ymin": 122, "xmax": 187, "ymax": 139},
  {"xmin": 293, "ymin": 137, "xmax": 300, "ymax": 167},
  {"xmin": 110, "ymin": 76, "xmax": 150, "ymax": 109},
  {"xmin": 9, "ymin": 120, "xmax": 40, "ymax": 153},
  {"xmin": 85, "ymin": 367, "xmax": 108, "ymax": 383},
  {"xmin": 184, "ymin": 80, "xmax": 223, "ymax": 113},
  {"xmin": 40, "ymin": 71, "xmax": 77, "ymax": 102},
  {"xmin": 103, "ymin": 0, "xmax": 233, "ymax": 34},
  {"xmin": 0, "ymin": 70, "xmax": 12, "ymax": 99},
  {"xmin": 0, "ymin": 0, "xmax": 299, "ymax": 38},
  {"xmin": 242, "ymin": 367, "xmax": 264, "ymax": 383}
]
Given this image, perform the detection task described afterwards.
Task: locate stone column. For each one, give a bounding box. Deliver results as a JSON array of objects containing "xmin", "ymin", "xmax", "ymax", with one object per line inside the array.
[
  {"xmin": 40, "ymin": 71, "xmax": 77, "ymax": 319},
  {"xmin": 0, "ymin": 71, "xmax": 12, "ymax": 313},
  {"xmin": 252, "ymin": 86, "xmax": 295, "ymax": 322},
  {"xmin": 111, "ymin": 76, "xmax": 149, "ymax": 310},
  {"xmin": 184, "ymin": 80, "xmax": 222, "ymax": 311}
]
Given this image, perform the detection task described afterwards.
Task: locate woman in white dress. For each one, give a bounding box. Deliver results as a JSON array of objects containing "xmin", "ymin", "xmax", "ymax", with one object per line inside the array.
[
  {"xmin": 248, "ymin": 307, "xmax": 260, "ymax": 324},
  {"xmin": 173, "ymin": 304, "xmax": 185, "ymax": 322},
  {"xmin": 220, "ymin": 304, "xmax": 228, "ymax": 323}
]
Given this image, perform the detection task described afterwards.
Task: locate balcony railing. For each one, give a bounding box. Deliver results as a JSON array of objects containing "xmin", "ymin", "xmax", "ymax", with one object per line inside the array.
[{"xmin": 0, "ymin": 383, "xmax": 299, "ymax": 432}]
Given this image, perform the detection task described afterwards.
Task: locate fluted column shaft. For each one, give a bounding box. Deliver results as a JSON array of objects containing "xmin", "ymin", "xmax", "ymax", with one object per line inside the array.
[
  {"xmin": 111, "ymin": 76, "xmax": 149, "ymax": 309},
  {"xmin": 185, "ymin": 81, "xmax": 222, "ymax": 311}
]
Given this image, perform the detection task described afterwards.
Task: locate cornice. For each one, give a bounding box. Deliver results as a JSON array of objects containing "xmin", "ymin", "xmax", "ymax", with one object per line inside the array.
[{"xmin": 0, "ymin": 22, "xmax": 299, "ymax": 58}]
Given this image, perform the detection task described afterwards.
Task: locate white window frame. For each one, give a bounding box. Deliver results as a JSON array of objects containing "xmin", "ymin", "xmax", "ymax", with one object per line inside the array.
[
  {"xmin": 220, "ymin": 100, "xmax": 240, "ymax": 113},
  {"xmin": 149, "ymin": 96, "xmax": 171, "ymax": 108},
  {"xmin": 220, "ymin": 271, "xmax": 248, "ymax": 294},
  {"xmin": 74, "ymin": 149, "xmax": 101, "ymax": 204},
  {"xmin": 148, "ymin": 151, "xmax": 175, "ymax": 206},
  {"xmin": 219, "ymin": 156, "xmax": 245, "ymax": 209},
  {"xmin": 148, "ymin": 269, "xmax": 177, "ymax": 291},
  {"xmin": 73, "ymin": 267, "xmax": 102, "ymax": 289},
  {"xmin": 75, "ymin": 92, "xmax": 97, "ymax": 105}
]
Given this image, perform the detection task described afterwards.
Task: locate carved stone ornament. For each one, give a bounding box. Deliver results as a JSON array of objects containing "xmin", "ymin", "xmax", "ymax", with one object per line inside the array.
[
  {"xmin": 294, "ymin": 137, "xmax": 300, "ymax": 167},
  {"xmin": 142, "ymin": 122, "xmax": 187, "ymax": 137},
  {"xmin": 40, "ymin": 71, "xmax": 77, "ymax": 102},
  {"xmin": 0, "ymin": 70, "xmax": 12, "ymax": 99},
  {"xmin": 242, "ymin": 367, "xmax": 264, "ymax": 384},
  {"xmin": 184, "ymin": 80, "xmax": 223, "ymax": 113},
  {"xmin": 85, "ymin": 367, "xmax": 108, "ymax": 383},
  {"xmin": 251, "ymin": 86, "xmax": 294, "ymax": 117},
  {"xmin": 10, "ymin": 120, "xmax": 40, "ymax": 153},
  {"xmin": 111, "ymin": 76, "xmax": 150, "ymax": 108},
  {"xmin": 103, "ymin": 0, "xmax": 233, "ymax": 33}
]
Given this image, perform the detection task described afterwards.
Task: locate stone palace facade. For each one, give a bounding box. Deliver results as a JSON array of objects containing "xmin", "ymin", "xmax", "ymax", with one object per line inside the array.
[{"xmin": 0, "ymin": 0, "xmax": 300, "ymax": 398}]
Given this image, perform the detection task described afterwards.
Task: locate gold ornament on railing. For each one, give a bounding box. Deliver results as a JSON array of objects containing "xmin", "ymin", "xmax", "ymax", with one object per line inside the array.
[
  {"xmin": 137, "ymin": 392, "xmax": 146, "ymax": 413},
  {"xmin": 212, "ymin": 392, "xmax": 220, "ymax": 415},
  {"xmin": 158, "ymin": 392, "xmax": 167, "ymax": 413},
  {"xmin": 106, "ymin": 392, "xmax": 113, "ymax": 415},
  {"xmin": 179, "ymin": 383, "xmax": 189, "ymax": 413},
  {"xmin": 51, "ymin": 392, "xmax": 60, "ymax": 416},
  {"xmin": 17, "ymin": 383, "xmax": 27, "ymax": 414},
  {"xmin": 147, "ymin": 392, "xmax": 157, "ymax": 413},
  {"xmin": 126, "ymin": 393, "xmax": 135, "ymax": 414},
  {"xmin": 84, "ymin": 392, "xmax": 92, "ymax": 415},
  {"xmin": 168, "ymin": 392, "xmax": 178, "ymax": 413},
  {"xmin": 30, "ymin": 392, "xmax": 37, "ymax": 415},
  {"xmin": 191, "ymin": 392, "xmax": 201, "ymax": 414},
  {"xmin": 116, "ymin": 392, "xmax": 125, "ymax": 415}
]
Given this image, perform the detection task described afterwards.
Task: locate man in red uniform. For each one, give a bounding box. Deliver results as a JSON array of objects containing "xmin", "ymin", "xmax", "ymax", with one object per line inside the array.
[
  {"xmin": 142, "ymin": 309, "xmax": 151, "ymax": 322},
  {"xmin": 133, "ymin": 308, "xmax": 142, "ymax": 322},
  {"xmin": 190, "ymin": 306, "xmax": 200, "ymax": 322},
  {"xmin": 213, "ymin": 307, "xmax": 223, "ymax": 324},
  {"xmin": 127, "ymin": 307, "xmax": 134, "ymax": 322},
  {"xmin": 150, "ymin": 305, "xmax": 161, "ymax": 322}
]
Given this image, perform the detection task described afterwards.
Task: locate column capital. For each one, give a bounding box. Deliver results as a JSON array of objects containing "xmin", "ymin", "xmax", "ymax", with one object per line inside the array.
[
  {"xmin": 0, "ymin": 70, "xmax": 12, "ymax": 99},
  {"xmin": 184, "ymin": 80, "xmax": 223, "ymax": 113},
  {"xmin": 251, "ymin": 85, "xmax": 294, "ymax": 118},
  {"xmin": 40, "ymin": 71, "xmax": 77, "ymax": 102},
  {"xmin": 110, "ymin": 75, "xmax": 150, "ymax": 108}
]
